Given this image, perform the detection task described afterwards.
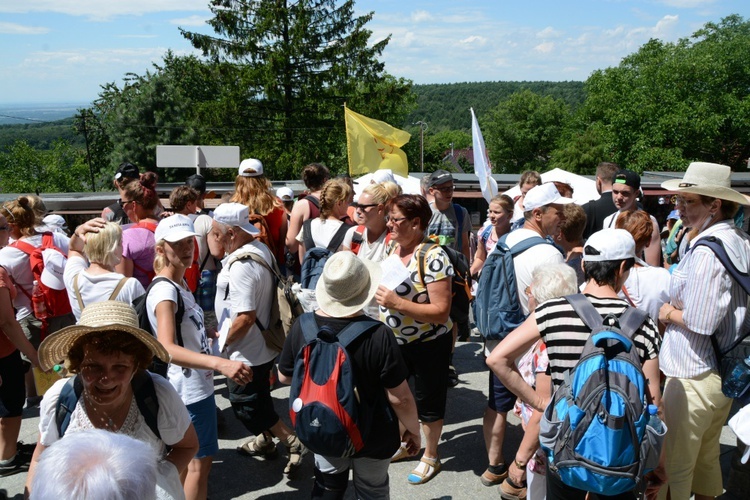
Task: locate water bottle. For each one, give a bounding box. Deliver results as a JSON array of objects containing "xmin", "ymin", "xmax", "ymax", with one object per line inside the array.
[
  {"xmin": 722, "ymin": 355, "xmax": 750, "ymax": 398},
  {"xmin": 647, "ymin": 404, "xmax": 664, "ymax": 433},
  {"xmin": 31, "ymin": 280, "xmax": 48, "ymax": 320},
  {"xmin": 53, "ymin": 364, "xmax": 69, "ymax": 378},
  {"xmin": 198, "ymin": 270, "xmax": 216, "ymax": 311}
]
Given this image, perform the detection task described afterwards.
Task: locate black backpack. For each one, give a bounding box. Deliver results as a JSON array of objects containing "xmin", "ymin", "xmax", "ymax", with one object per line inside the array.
[{"xmin": 299, "ymin": 219, "xmax": 351, "ymax": 289}]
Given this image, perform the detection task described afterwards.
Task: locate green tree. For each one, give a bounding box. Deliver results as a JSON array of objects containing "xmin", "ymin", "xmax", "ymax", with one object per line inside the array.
[
  {"xmin": 181, "ymin": 0, "xmax": 413, "ymax": 179},
  {"xmin": 0, "ymin": 140, "xmax": 90, "ymax": 193},
  {"xmin": 484, "ymin": 89, "xmax": 570, "ymax": 173}
]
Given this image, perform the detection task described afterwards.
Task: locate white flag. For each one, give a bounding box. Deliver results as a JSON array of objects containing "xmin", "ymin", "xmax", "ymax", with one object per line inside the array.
[{"xmin": 471, "ymin": 108, "xmax": 498, "ymax": 203}]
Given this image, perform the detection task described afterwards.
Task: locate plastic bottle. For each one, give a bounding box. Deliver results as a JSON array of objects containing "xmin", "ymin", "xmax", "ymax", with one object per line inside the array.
[
  {"xmin": 53, "ymin": 364, "xmax": 68, "ymax": 378},
  {"xmin": 647, "ymin": 404, "xmax": 663, "ymax": 433},
  {"xmin": 198, "ymin": 270, "xmax": 216, "ymax": 311},
  {"xmin": 31, "ymin": 280, "xmax": 48, "ymax": 320},
  {"xmin": 723, "ymin": 356, "xmax": 750, "ymax": 398}
]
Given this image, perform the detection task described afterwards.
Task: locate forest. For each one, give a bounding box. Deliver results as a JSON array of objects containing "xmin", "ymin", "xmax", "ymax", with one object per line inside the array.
[{"xmin": 0, "ymin": 7, "xmax": 747, "ymax": 194}]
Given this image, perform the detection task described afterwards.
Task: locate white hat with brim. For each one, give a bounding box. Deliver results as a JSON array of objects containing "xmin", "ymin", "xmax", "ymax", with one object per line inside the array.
[
  {"xmin": 315, "ymin": 252, "xmax": 382, "ymax": 317},
  {"xmin": 524, "ymin": 182, "xmax": 575, "ymax": 211},
  {"xmin": 40, "ymin": 249, "xmax": 66, "ymax": 290},
  {"xmin": 38, "ymin": 300, "xmax": 170, "ymax": 372},
  {"xmin": 584, "ymin": 229, "xmax": 636, "ymax": 262},
  {"xmin": 239, "ymin": 158, "xmax": 264, "ymax": 177},
  {"xmin": 155, "ymin": 214, "xmax": 198, "ymax": 243},
  {"xmin": 661, "ymin": 162, "xmax": 749, "ymax": 206},
  {"xmin": 213, "ymin": 202, "xmax": 260, "ymax": 235}
]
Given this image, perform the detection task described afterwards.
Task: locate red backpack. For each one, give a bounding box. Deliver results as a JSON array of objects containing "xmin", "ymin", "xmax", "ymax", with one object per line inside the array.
[
  {"xmin": 11, "ymin": 232, "xmax": 72, "ymax": 335},
  {"xmin": 349, "ymin": 225, "xmax": 392, "ymax": 255}
]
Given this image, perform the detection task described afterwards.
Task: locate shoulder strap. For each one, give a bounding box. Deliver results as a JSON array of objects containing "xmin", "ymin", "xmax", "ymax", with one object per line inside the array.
[
  {"xmin": 149, "ymin": 277, "xmax": 185, "ymax": 348},
  {"xmin": 327, "ymin": 222, "xmax": 352, "ymax": 252},
  {"xmin": 108, "ymin": 276, "xmax": 129, "ymax": 301},
  {"xmin": 507, "ymin": 235, "xmax": 550, "ymax": 256},
  {"xmin": 453, "ymin": 203, "xmax": 464, "ymax": 250},
  {"xmin": 73, "ymin": 274, "xmax": 84, "ymax": 312},
  {"xmin": 198, "ymin": 249, "xmax": 212, "ymax": 273},
  {"xmin": 56, "ymin": 375, "xmax": 83, "ymax": 438},
  {"xmin": 131, "ymin": 371, "xmax": 161, "ymax": 439},
  {"xmin": 616, "ymin": 305, "xmax": 649, "ymax": 339},
  {"xmin": 10, "ymin": 238, "xmax": 35, "ymax": 256},
  {"xmin": 302, "ymin": 218, "xmax": 315, "ymax": 251},
  {"xmin": 307, "ymin": 195, "xmax": 320, "ymax": 209},
  {"xmin": 565, "ymin": 293, "xmax": 605, "ymax": 331},
  {"xmin": 692, "ymin": 236, "xmax": 750, "ymax": 295},
  {"xmin": 416, "ymin": 242, "xmax": 438, "ymax": 288},
  {"xmin": 300, "ymin": 312, "xmax": 319, "ymax": 343},
  {"xmin": 134, "ymin": 221, "xmax": 158, "ymax": 233},
  {"xmin": 336, "ymin": 319, "xmax": 381, "ymax": 347},
  {"xmin": 481, "ymin": 224, "xmax": 493, "ymax": 243},
  {"xmin": 233, "ymin": 252, "xmax": 281, "ymax": 332}
]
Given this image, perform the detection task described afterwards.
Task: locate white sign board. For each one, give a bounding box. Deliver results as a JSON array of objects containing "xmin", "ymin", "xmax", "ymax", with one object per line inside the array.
[{"xmin": 156, "ymin": 145, "xmax": 240, "ymax": 174}]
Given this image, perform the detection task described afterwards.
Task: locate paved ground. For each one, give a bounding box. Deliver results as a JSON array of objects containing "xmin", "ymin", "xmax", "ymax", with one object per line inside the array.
[{"xmin": 1, "ymin": 335, "xmax": 742, "ymax": 499}]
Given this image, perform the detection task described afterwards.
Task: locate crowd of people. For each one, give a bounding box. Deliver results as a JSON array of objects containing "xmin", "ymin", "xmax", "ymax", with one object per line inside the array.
[{"xmin": 0, "ymin": 159, "xmax": 748, "ymax": 500}]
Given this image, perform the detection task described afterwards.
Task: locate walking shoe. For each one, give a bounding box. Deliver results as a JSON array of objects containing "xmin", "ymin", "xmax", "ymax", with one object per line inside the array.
[
  {"xmin": 391, "ymin": 443, "xmax": 411, "ymax": 463},
  {"xmin": 480, "ymin": 463, "xmax": 508, "ymax": 486},
  {"xmin": 0, "ymin": 453, "xmax": 30, "ymax": 477},
  {"xmin": 16, "ymin": 441, "xmax": 36, "ymax": 459},
  {"xmin": 282, "ymin": 435, "xmax": 307, "ymax": 475},
  {"xmin": 499, "ymin": 477, "xmax": 527, "ymax": 500},
  {"xmin": 447, "ymin": 365, "xmax": 459, "ymax": 387},
  {"xmin": 237, "ymin": 433, "xmax": 277, "ymax": 458}
]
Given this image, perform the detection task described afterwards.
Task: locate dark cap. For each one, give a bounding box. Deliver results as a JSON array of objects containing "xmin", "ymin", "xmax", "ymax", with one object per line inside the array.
[
  {"xmin": 614, "ymin": 169, "xmax": 640, "ymax": 190},
  {"xmin": 114, "ymin": 162, "xmax": 139, "ymax": 181},
  {"xmin": 429, "ymin": 169, "xmax": 454, "ymax": 187},
  {"xmin": 185, "ymin": 174, "xmax": 207, "ymax": 194}
]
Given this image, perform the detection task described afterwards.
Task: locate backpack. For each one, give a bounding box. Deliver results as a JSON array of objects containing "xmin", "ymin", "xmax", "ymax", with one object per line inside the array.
[
  {"xmin": 11, "ymin": 232, "xmax": 73, "ymax": 334},
  {"xmin": 416, "ymin": 242, "xmax": 472, "ymax": 323},
  {"xmin": 55, "ymin": 371, "xmax": 160, "ymax": 439},
  {"xmin": 539, "ymin": 294, "xmax": 663, "ymax": 495},
  {"xmin": 692, "ymin": 236, "xmax": 750, "ymax": 398},
  {"xmin": 132, "ymin": 277, "xmax": 185, "ymax": 378},
  {"xmin": 299, "ymin": 219, "xmax": 351, "ymax": 289},
  {"xmin": 224, "ymin": 248, "xmax": 302, "ymax": 352},
  {"xmin": 289, "ymin": 313, "xmax": 380, "ymax": 457},
  {"xmin": 72, "ymin": 274, "xmax": 129, "ymax": 312},
  {"xmin": 130, "ymin": 221, "xmax": 158, "ymax": 283},
  {"xmin": 248, "ymin": 213, "xmax": 278, "ymax": 260},
  {"xmin": 473, "ymin": 233, "xmax": 559, "ymax": 340},
  {"xmin": 350, "ymin": 225, "xmax": 393, "ymax": 256},
  {"xmin": 306, "ymin": 195, "xmax": 321, "ymax": 219}
]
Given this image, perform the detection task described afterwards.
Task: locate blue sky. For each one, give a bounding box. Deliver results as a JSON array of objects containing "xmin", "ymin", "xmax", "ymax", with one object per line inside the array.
[{"xmin": 0, "ymin": 0, "xmax": 746, "ymax": 104}]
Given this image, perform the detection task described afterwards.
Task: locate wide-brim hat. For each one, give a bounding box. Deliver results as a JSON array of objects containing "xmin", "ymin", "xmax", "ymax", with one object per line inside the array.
[
  {"xmin": 661, "ymin": 162, "xmax": 749, "ymax": 206},
  {"xmin": 38, "ymin": 300, "xmax": 170, "ymax": 371},
  {"xmin": 315, "ymin": 252, "xmax": 382, "ymax": 317}
]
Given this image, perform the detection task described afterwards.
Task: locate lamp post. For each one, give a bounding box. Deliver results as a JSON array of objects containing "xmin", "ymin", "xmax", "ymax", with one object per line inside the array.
[{"xmin": 413, "ymin": 121, "xmax": 428, "ymax": 172}]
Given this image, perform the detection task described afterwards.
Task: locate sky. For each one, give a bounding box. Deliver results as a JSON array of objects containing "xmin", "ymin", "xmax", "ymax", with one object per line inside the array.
[{"xmin": 0, "ymin": 0, "xmax": 746, "ymax": 105}]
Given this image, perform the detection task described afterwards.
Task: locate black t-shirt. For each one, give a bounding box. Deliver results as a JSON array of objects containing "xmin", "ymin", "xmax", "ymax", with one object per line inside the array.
[{"xmin": 279, "ymin": 313, "xmax": 408, "ymax": 459}]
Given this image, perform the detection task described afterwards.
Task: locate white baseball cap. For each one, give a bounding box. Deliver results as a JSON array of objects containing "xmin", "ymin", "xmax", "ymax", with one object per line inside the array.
[
  {"xmin": 155, "ymin": 214, "xmax": 197, "ymax": 243},
  {"xmin": 213, "ymin": 203, "xmax": 260, "ymax": 235},
  {"xmin": 238, "ymin": 158, "xmax": 264, "ymax": 177},
  {"xmin": 40, "ymin": 249, "xmax": 66, "ymax": 290},
  {"xmin": 276, "ymin": 187, "xmax": 294, "ymax": 202},
  {"xmin": 583, "ymin": 229, "xmax": 636, "ymax": 262},
  {"xmin": 523, "ymin": 183, "xmax": 574, "ymax": 211}
]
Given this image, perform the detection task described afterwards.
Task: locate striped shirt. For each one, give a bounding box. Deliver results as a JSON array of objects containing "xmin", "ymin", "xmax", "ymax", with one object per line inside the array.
[
  {"xmin": 660, "ymin": 220, "xmax": 750, "ymax": 378},
  {"xmin": 535, "ymin": 294, "xmax": 661, "ymax": 389}
]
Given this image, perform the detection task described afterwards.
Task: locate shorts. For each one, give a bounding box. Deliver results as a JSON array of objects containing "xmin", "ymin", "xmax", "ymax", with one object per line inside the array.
[
  {"xmin": 488, "ymin": 370, "xmax": 516, "ymax": 413},
  {"xmin": 0, "ymin": 350, "xmax": 25, "ymax": 418},
  {"xmin": 226, "ymin": 360, "xmax": 280, "ymax": 435},
  {"xmin": 18, "ymin": 315, "xmax": 42, "ymax": 363},
  {"xmin": 186, "ymin": 394, "xmax": 219, "ymax": 458},
  {"xmin": 399, "ymin": 333, "xmax": 452, "ymax": 422}
]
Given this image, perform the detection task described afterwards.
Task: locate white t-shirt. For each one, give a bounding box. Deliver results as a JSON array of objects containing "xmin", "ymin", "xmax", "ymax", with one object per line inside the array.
[
  {"xmin": 0, "ymin": 232, "xmax": 70, "ymax": 320},
  {"xmin": 296, "ymin": 218, "xmax": 356, "ymax": 251},
  {"xmin": 357, "ymin": 229, "xmax": 392, "ymax": 263},
  {"xmin": 192, "ymin": 214, "xmax": 219, "ymax": 272},
  {"xmin": 619, "ymin": 264, "xmax": 671, "ymax": 325},
  {"xmin": 147, "ymin": 279, "xmax": 214, "ymax": 405},
  {"xmin": 603, "ymin": 210, "xmax": 658, "ymax": 231},
  {"xmin": 215, "ymin": 241, "xmax": 277, "ymax": 366},
  {"xmin": 63, "ymin": 256, "xmax": 145, "ymax": 320},
  {"xmin": 39, "ymin": 373, "xmax": 190, "ymax": 500}
]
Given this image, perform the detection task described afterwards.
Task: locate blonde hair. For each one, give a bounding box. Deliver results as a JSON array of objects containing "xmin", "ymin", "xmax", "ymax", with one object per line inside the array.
[
  {"xmin": 84, "ymin": 221, "xmax": 123, "ymax": 268},
  {"xmin": 362, "ymin": 181, "xmax": 401, "ymax": 205},
  {"xmin": 1, "ymin": 196, "xmax": 39, "ymax": 237},
  {"xmin": 319, "ymin": 178, "xmax": 352, "ymax": 219},
  {"xmin": 153, "ymin": 240, "xmax": 167, "ymax": 274},
  {"xmin": 230, "ymin": 175, "xmax": 280, "ymax": 216}
]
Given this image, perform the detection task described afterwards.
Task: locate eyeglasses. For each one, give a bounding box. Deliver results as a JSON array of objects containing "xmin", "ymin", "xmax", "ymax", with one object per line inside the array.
[
  {"xmin": 354, "ymin": 203, "xmax": 379, "ymax": 212},
  {"xmin": 117, "ymin": 199, "xmax": 134, "ymax": 207},
  {"xmin": 386, "ymin": 216, "xmax": 408, "ymax": 224},
  {"xmin": 0, "ymin": 226, "xmax": 8, "ymax": 231},
  {"xmin": 433, "ymin": 185, "xmax": 454, "ymax": 193}
]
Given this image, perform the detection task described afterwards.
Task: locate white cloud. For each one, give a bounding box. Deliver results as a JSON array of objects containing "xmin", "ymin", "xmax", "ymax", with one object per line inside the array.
[
  {"xmin": 534, "ymin": 42, "xmax": 555, "ymax": 54},
  {"xmin": 537, "ymin": 26, "xmax": 563, "ymax": 39},
  {"xmin": 0, "ymin": 0, "xmax": 208, "ymax": 21},
  {"xmin": 170, "ymin": 15, "xmax": 209, "ymax": 27},
  {"xmin": 657, "ymin": 0, "xmax": 716, "ymax": 8},
  {"xmin": 459, "ymin": 35, "xmax": 488, "ymax": 46},
  {"xmin": 411, "ymin": 10, "xmax": 433, "ymax": 23},
  {"xmin": 117, "ymin": 34, "xmax": 158, "ymax": 39},
  {"xmin": 0, "ymin": 22, "xmax": 49, "ymax": 35}
]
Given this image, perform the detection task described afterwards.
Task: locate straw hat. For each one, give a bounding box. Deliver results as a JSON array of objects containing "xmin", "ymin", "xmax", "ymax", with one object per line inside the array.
[
  {"xmin": 661, "ymin": 162, "xmax": 749, "ymax": 205},
  {"xmin": 315, "ymin": 252, "xmax": 382, "ymax": 317},
  {"xmin": 38, "ymin": 301, "xmax": 170, "ymax": 371}
]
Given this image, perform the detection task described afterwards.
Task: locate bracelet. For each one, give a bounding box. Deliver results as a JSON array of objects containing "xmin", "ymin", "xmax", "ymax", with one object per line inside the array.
[
  {"xmin": 665, "ymin": 308, "xmax": 676, "ymax": 323},
  {"xmin": 514, "ymin": 458, "xmax": 526, "ymax": 469}
]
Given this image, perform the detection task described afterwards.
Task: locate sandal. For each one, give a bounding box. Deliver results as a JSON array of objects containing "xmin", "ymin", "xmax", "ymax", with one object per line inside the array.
[
  {"xmin": 237, "ymin": 433, "xmax": 277, "ymax": 458},
  {"xmin": 407, "ymin": 455, "xmax": 441, "ymax": 485},
  {"xmin": 283, "ymin": 435, "xmax": 307, "ymax": 475},
  {"xmin": 391, "ymin": 443, "xmax": 410, "ymax": 463}
]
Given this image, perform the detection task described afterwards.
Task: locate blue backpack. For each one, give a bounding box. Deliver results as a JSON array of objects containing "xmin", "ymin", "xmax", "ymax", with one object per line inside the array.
[
  {"xmin": 473, "ymin": 233, "xmax": 558, "ymax": 340},
  {"xmin": 300, "ymin": 219, "xmax": 352, "ymax": 289},
  {"xmin": 289, "ymin": 313, "xmax": 381, "ymax": 457},
  {"xmin": 539, "ymin": 294, "xmax": 664, "ymax": 495}
]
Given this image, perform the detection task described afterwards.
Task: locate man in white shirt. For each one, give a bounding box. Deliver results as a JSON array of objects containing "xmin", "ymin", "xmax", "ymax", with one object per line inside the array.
[{"xmin": 212, "ymin": 203, "xmax": 306, "ymax": 476}]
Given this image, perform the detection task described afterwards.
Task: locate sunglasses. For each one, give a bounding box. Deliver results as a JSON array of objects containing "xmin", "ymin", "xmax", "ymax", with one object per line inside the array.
[
  {"xmin": 0, "ymin": 226, "xmax": 8, "ymax": 231},
  {"xmin": 117, "ymin": 199, "xmax": 134, "ymax": 207},
  {"xmin": 353, "ymin": 203, "xmax": 379, "ymax": 211}
]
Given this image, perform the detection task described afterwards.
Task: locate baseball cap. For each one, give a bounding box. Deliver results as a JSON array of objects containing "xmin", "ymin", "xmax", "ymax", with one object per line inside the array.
[
  {"xmin": 583, "ymin": 229, "xmax": 636, "ymax": 262},
  {"xmin": 667, "ymin": 210, "xmax": 680, "ymax": 221},
  {"xmin": 614, "ymin": 170, "xmax": 641, "ymax": 190},
  {"xmin": 185, "ymin": 174, "xmax": 215, "ymax": 200},
  {"xmin": 41, "ymin": 250, "xmax": 66, "ymax": 290},
  {"xmin": 523, "ymin": 183, "xmax": 574, "ymax": 211},
  {"xmin": 155, "ymin": 214, "xmax": 197, "ymax": 243},
  {"xmin": 114, "ymin": 162, "xmax": 139, "ymax": 181},
  {"xmin": 276, "ymin": 187, "xmax": 294, "ymax": 202},
  {"xmin": 372, "ymin": 169, "xmax": 396, "ymax": 184},
  {"xmin": 213, "ymin": 203, "xmax": 260, "ymax": 235},
  {"xmin": 238, "ymin": 158, "xmax": 264, "ymax": 177},
  {"xmin": 429, "ymin": 169, "xmax": 453, "ymax": 187}
]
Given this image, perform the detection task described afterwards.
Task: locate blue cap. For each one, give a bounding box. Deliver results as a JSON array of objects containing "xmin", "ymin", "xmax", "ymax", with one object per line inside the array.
[{"xmin": 667, "ymin": 210, "xmax": 680, "ymax": 221}]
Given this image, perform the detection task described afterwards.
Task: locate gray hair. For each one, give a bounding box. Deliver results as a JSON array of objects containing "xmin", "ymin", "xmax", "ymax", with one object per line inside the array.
[
  {"xmin": 31, "ymin": 429, "xmax": 158, "ymax": 500},
  {"xmin": 530, "ymin": 263, "xmax": 578, "ymax": 304}
]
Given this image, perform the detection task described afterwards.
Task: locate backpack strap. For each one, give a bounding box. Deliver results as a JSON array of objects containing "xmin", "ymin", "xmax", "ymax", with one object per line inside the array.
[
  {"xmin": 566, "ymin": 293, "xmax": 648, "ymax": 340},
  {"xmin": 148, "ymin": 277, "xmax": 185, "ymax": 348},
  {"xmin": 416, "ymin": 241, "xmax": 438, "ymax": 288},
  {"xmin": 300, "ymin": 312, "xmax": 320, "ymax": 344},
  {"xmin": 134, "ymin": 221, "xmax": 158, "ymax": 233},
  {"xmin": 226, "ymin": 251, "xmax": 281, "ymax": 332},
  {"xmin": 336, "ymin": 318, "xmax": 381, "ymax": 347},
  {"xmin": 453, "ymin": 203, "xmax": 464, "ymax": 250},
  {"xmin": 302, "ymin": 218, "xmax": 315, "ymax": 252},
  {"xmin": 692, "ymin": 236, "xmax": 750, "ymax": 295},
  {"xmin": 55, "ymin": 375, "xmax": 82, "ymax": 438},
  {"xmin": 481, "ymin": 224, "xmax": 493, "ymax": 244},
  {"xmin": 72, "ymin": 274, "xmax": 85, "ymax": 312},
  {"xmin": 108, "ymin": 276, "xmax": 129, "ymax": 301},
  {"xmin": 326, "ymin": 222, "xmax": 352, "ymax": 252}
]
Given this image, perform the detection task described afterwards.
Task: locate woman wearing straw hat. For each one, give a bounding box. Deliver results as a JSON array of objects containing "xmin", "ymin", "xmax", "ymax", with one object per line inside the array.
[
  {"xmin": 24, "ymin": 300, "xmax": 199, "ymax": 499},
  {"xmin": 657, "ymin": 162, "xmax": 750, "ymax": 500}
]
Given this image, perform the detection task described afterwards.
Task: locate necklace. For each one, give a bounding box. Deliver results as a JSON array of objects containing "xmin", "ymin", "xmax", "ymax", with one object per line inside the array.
[{"xmin": 83, "ymin": 390, "xmax": 133, "ymax": 432}]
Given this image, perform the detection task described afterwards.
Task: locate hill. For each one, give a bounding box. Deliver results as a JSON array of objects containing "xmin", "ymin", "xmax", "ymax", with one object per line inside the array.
[
  {"xmin": 405, "ymin": 81, "xmax": 586, "ymax": 131},
  {"xmin": 0, "ymin": 117, "xmax": 84, "ymax": 150}
]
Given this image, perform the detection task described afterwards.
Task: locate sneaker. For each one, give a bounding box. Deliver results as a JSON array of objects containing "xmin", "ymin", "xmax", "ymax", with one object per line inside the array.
[
  {"xmin": 24, "ymin": 396, "xmax": 43, "ymax": 409},
  {"xmin": 499, "ymin": 477, "xmax": 527, "ymax": 500},
  {"xmin": 237, "ymin": 433, "xmax": 277, "ymax": 458},
  {"xmin": 447, "ymin": 365, "xmax": 459, "ymax": 387},
  {"xmin": 480, "ymin": 463, "xmax": 508, "ymax": 486},
  {"xmin": 16, "ymin": 441, "xmax": 36, "ymax": 458},
  {"xmin": 0, "ymin": 453, "xmax": 30, "ymax": 477}
]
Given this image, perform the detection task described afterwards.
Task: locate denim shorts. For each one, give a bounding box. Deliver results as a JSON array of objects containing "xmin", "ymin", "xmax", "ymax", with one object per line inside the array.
[{"xmin": 186, "ymin": 394, "xmax": 219, "ymax": 458}]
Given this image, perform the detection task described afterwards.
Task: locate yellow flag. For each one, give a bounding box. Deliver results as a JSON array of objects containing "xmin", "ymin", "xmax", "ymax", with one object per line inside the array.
[{"xmin": 345, "ymin": 107, "xmax": 410, "ymax": 177}]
